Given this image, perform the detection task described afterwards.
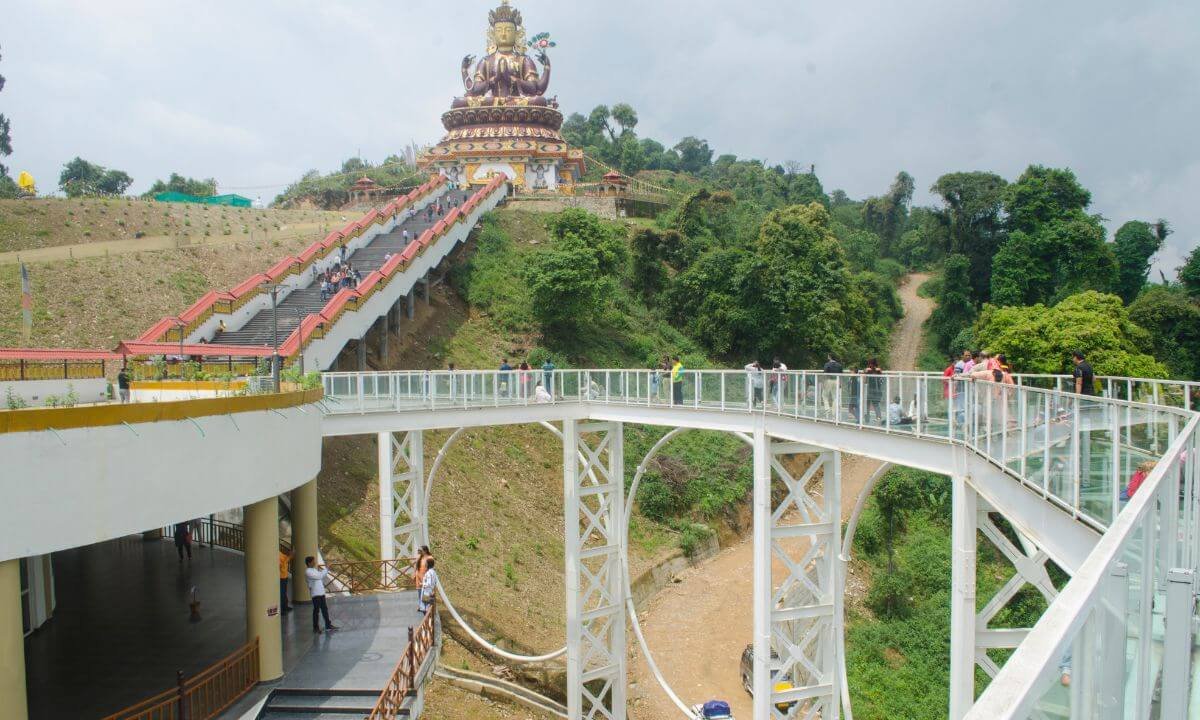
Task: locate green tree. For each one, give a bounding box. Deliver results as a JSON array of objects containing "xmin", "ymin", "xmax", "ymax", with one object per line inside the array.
[
  {"xmin": 990, "ymin": 215, "xmax": 1116, "ymax": 306},
  {"xmin": 1179, "ymin": 246, "xmax": 1200, "ymax": 299},
  {"xmin": 544, "ymin": 208, "xmax": 628, "ymax": 275},
  {"xmin": 927, "ymin": 254, "xmax": 977, "ymax": 353},
  {"xmin": 142, "ymin": 172, "xmax": 218, "ymax": 198},
  {"xmin": 674, "ymin": 136, "xmax": 713, "ymax": 174},
  {"xmin": 523, "ymin": 236, "xmax": 610, "ymax": 338},
  {"xmin": 0, "ymin": 46, "xmax": 15, "ymax": 198},
  {"xmin": 95, "ymin": 169, "xmax": 133, "ymax": 196},
  {"xmin": 340, "ymin": 157, "xmax": 368, "ymax": 174},
  {"xmin": 1127, "ymin": 285, "xmax": 1200, "ymax": 379},
  {"xmin": 1111, "ymin": 220, "xmax": 1169, "ymax": 303},
  {"xmin": 875, "ymin": 470, "xmax": 922, "ymax": 572},
  {"xmin": 861, "ymin": 171, "xmax": 914, "ymax": 257},
  {"xmin": 972, "ymin": 291, "xmax": 1167, "ymax": 377},
  {"xmin": 58, "ymin": 157, "xmax": 135, "ymax": 197},
  {"xmin": 1004, "ymin": 165, "xmax": 1092, "ymax": 235},
  {"xmin": 609, "ymin": 103, "xmax": 638, "ymax": 137},
  {"xmin": 631, "ymin": 228, "xmax": 671, "ymax": 297},
  {"xmin": 930, "ymin": 171, "xmax": 1008, "ymax": 304}
]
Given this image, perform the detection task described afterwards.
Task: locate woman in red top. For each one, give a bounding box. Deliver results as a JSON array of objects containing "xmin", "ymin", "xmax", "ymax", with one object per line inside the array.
[{"xmin": 1121, "ymin": 460, "xmax": 1157, "ymax": 501}]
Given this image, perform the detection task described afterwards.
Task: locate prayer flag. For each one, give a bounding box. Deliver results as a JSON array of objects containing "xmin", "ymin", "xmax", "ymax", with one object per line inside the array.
[{"xmin": 19, "ymin": 263, "xmax": 32, "ymax": 341}]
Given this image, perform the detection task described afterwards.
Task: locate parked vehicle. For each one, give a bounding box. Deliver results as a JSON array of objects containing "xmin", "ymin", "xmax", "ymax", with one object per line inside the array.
[
  {"xmin": 691, "ymin": 699, "xmax": 734, "ymax": 719},
  {"xmin": 739, "ymin": 644, "xmax": 798, "ymax": 713}
]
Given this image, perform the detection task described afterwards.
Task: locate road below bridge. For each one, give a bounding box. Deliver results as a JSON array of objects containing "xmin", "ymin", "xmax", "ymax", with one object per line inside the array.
[{"xmin": 627, "ymin": 273, "xmax": 935, "ymax": 719}]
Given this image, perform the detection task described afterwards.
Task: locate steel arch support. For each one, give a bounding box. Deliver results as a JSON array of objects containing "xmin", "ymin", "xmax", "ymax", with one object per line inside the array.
[
  {"xmin": 949, "ymin": 475, "xmax": 978, "ymax": 720},
  {"xmin": 564, "ymin": 419, "xmax": 626, "ymax": 720},
  {"xmin": 378, "ymin": 430, "xmax": 424, "ymax": 575},
  {"xmin": 755, "ymin": 431, "xmax": 840, "ymax": 720}
]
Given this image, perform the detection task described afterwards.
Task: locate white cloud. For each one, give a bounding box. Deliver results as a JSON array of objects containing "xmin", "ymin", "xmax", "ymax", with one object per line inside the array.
[{"xmin": 3, "ymin": 0, "xmax": 1197, "ymax": 272}]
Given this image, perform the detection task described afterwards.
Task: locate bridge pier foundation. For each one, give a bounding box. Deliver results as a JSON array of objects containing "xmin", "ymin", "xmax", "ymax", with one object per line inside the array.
[
  {"xmin": 0, "ymin": 559, "xmax": 28, "ymax": 720},
  {"xmin": 420, "ymin": 275, "xmax": 431, "ymax": 305},
  {"xmin": 379, "ymin": 431, "xmax": 424, "ymax": 578},
  {"xmin": 406, "ymin": 289, "xmax": 415, "ymax": 320},
  {"xmin": 356, "ymin": 339, "xmax": 367, "ymax": 371},
  {"xmin": 563, "ymin": 419, "xmax": 626, "ymax": 720},
  {"xmin": 388, "ymin": 299, "xmax": 401, "ymax": 333}
]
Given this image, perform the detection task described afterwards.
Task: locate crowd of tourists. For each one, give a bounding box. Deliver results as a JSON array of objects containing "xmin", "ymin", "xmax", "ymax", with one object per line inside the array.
[{"xmin": 318, "ymin": 262, "xmax": 363, "ymax": 301}]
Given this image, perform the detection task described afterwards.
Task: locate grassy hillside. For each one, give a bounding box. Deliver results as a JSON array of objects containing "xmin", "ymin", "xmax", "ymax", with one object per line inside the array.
[{"xmin": 0, "ymin": 197, "xmax": 341, "ymax": 253}]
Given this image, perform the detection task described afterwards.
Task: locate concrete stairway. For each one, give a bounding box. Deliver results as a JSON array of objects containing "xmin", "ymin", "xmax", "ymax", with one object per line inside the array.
[
  {"xmin": 210, "ymin": 190, "xmax": 471, "ymax": 349},
  {"xmin": 256, "ymin": 688, "xmax": 402, "ymax": 719}
]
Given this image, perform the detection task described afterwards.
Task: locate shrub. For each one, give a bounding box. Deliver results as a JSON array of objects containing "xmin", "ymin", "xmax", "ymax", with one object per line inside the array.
[{"xmin": 866, "ymin": 569, "xmax": 914, "ymax": 619}]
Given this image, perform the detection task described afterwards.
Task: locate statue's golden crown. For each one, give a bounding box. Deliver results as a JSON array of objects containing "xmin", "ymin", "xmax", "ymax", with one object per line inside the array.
[{"xmin": 488, "ymin": 0, "xmax": 522, "ymax": 27}]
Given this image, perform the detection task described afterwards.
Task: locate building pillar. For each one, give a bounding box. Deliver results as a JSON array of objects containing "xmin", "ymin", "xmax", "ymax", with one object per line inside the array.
[
  {"xmin": 406, "ymin": 289, "xmax": 415, "ymax": 320},
  {"xmin": 356, "ymin": 338, "xmax": 367, "ymax": 371},
  {"xmin": 949, "ymin": 475, "xmax": 978, "ymax": 720},
  {"xmin": 244, "ymin": 497, "xmax": 284, "ymax": 681},
  {"xmin": 377, "ymin": 316, "xmax": 389, "ymax": 360},
  {"xmin": 290, "ymin": 479, "xmax": 318, "ymax": 603},
  {"xmin": 421, "ymin": 275, "xmax": 431, "ymax": 305},
  {"xmin": 0, "ymin": 560, "xmax": 28, "ymax": 720}
]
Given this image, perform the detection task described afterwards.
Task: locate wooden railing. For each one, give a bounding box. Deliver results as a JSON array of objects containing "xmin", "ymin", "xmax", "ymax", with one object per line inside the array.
[
  {"xmin": 366, "ymin": 599, "xmax": 438, "ymax": 720},
  {"xmin": 0, "ymin": 359, "xmax": 108, "ymax": 381},
  {"xmin": 100, "ymin": 638, "xmax": 260, "ymax": 720},
  {"xmin": 324, "ymin": 558, "xmax": 410, "ymax": 594}
]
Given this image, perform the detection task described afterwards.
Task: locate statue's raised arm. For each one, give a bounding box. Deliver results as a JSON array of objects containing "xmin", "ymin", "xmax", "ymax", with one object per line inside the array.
[{"xmin": 516, "ymin": 50, "xmax": 551, "ymax": 97}]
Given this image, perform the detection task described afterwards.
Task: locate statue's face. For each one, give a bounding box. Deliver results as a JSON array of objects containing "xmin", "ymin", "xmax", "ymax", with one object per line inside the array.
[{"xmin": 494, "ymin": 21, "xmax": 517, "ymax": 48}]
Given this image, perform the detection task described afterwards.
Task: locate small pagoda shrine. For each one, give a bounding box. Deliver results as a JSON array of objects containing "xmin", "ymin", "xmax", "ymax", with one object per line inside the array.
[
  {"xmin": 418, "ymin": 1, "xmax": 585, "ymax": 191},
  {"xmin": 349, "ymin": 176, "xmax": 380, "ymax": 204}
]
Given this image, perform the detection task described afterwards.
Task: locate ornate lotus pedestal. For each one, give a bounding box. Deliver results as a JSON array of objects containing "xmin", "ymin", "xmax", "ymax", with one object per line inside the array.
[{"xmin": 419, "ymin": 98, "xmax": 585, "ymax": 191}]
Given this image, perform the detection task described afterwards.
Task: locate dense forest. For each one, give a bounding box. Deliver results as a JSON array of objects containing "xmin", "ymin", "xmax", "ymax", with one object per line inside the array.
[{"xmin": 559, "ymin": 101, "xmax": 1198, "ymax": 380}]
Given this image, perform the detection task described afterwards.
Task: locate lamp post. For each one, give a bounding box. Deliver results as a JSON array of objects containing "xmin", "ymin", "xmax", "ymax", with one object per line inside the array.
[{"xmin": 261, "ymin": 282, "xmax": 283, "ymax": 390}]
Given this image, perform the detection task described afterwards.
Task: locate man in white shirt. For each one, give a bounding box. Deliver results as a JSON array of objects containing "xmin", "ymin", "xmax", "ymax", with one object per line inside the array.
[
  {"xmin": 419, "ymin": 558, "xmax": 439, "ymax": 613},
  {"xmin": 304, "ymin": 556, "xmax": 338, "ymax": 633},
  {"xmin": 744, "ymin": 361, "xmax": 764, "ymax": 405}
]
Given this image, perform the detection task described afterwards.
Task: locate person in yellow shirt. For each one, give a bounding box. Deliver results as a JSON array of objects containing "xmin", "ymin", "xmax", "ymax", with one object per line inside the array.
[
  {"xmin": 670, "ymin": 356, "xmax": 684, "ymax": 405},
  {"xmin": 279, "ymin": 548, "xmax": 293, "ymax": 614}
]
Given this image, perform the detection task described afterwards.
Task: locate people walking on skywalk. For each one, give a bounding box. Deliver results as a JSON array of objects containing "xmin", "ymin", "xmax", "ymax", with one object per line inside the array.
[
  {"xmin": 771, "ymin": 358, "xmax": 788, "ymax": 407},
  {"xmin": 821, "ymin": 355, "xmax": 842, "ymax": 417},
  {"xmin": 670, "ymin": 356, "xmax": 685, "ymax": 405},
  {"xmin": 745, "ymin": 360, "xmax": 764, "ymax": 406},
  {"xmin": 305, "ymin": 556, "xmax": 338, "ymax": 633}
]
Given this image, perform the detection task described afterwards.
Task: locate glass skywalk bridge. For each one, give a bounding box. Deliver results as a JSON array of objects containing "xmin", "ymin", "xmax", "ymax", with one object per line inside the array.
[{"xmin": 320, "ymin": 368, "xmax": 1199, "ymax": 719}]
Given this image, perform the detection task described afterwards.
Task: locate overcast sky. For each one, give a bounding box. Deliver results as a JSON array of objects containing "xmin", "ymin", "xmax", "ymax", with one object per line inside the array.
[{"xmin": 4, "ymin": 1, "xmax": 1196, "ymax": 274}]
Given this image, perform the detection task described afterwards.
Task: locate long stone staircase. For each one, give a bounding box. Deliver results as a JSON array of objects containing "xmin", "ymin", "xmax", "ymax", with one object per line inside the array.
[{"xmin": 210, "ymin": 190, "xmax": 471, "ymax": 348}]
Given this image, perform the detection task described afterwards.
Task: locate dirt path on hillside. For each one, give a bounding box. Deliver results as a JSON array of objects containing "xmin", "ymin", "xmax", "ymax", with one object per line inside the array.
[{"xmin": 626, "ymin": 273, "xmax": 934, "ymax": 719}]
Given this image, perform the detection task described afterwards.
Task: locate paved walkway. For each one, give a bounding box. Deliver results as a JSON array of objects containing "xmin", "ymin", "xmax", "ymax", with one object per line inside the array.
[{"xmin": 228, "ymin": 591, "xmax": 423, "ymax": 718}]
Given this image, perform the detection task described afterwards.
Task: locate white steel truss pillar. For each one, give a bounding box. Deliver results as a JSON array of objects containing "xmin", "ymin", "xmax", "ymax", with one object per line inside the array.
[
  {"xmin": 753, "ymin": 430, "xmax": 840, "ymax": 720},
  {"xmin": 563, "ymin": 419, "xmax": 626, "ymax": 720},
  {"xmin": 378, "ymin": 431, "xmax": 424, "ymax": 570},
  {"xmin": 973, "ymin": 512, "xmax": 1058, "ymax": 679},
  {"xmin": 949, "ymin": 475, "xmax": 978, "ymax": 720}
]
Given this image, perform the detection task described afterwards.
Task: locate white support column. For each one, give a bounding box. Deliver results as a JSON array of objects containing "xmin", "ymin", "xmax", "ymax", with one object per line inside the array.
[
  {"xmin": 949, "ymin": 475, "xmax": 978, "ymax": 720},
  {"xmin": 753, "ymin": 434, "xmax": 840, "ymax": 719},
  {"xmin": 378, "ymin": 431, "xmax": 424, "ymax": 573},
  {"xmin": 564, "ymin": 420, "xmax": 626, "ymax": 720},
  {"xmin": 752, "ymin": 427, "xmax": 772, "ymax": 720}
]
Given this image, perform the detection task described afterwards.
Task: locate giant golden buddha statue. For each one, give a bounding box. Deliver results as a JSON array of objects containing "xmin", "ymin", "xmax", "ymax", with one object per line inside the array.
[
  {"xmin": 453, "ymin": 0, "xmax": 552, "ymax": 108},
  {"xmin": 419, "ymin": 0, "xmax": 584, "ymax": 190}
]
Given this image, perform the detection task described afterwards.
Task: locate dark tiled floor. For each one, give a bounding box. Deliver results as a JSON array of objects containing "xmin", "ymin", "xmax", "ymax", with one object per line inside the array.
[
  {"xmin": 26, "ymin": 537, "xmax": 310, "ymax": 719},
  {"xmin": 26, "ymin": 538, "xmax": 422, "ymax": 719}
]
